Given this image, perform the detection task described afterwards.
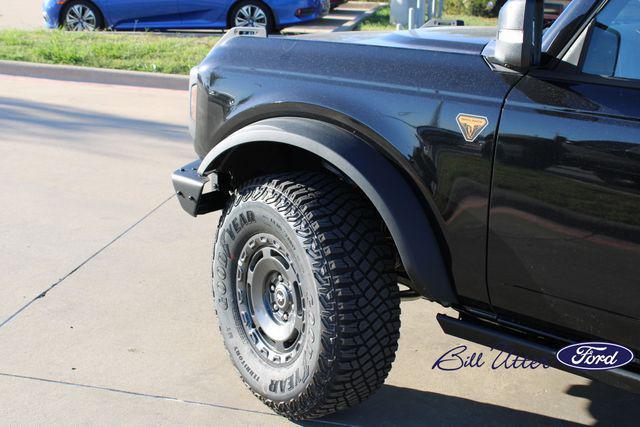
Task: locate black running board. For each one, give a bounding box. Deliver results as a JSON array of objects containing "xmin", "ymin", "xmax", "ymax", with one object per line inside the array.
[{"xmin": 437, "ymin": 314, "xmax": 640, "ymax": 394}]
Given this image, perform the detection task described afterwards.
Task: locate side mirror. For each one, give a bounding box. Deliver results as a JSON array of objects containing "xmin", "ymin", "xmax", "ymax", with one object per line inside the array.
[{"xmin": 493, "ymin": 0, "xmax": 544, "ymax": 69}]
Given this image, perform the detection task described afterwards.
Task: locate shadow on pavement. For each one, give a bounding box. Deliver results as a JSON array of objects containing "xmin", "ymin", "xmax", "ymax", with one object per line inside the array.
[
  {"xmin": 300, "ymin": 381, "xmax": 640, "ymax": 426},
  {"xmin": 311, "ymin": 385, "xmax": 576, "ymax": 426},
  {"xmin": 0, "ymin": 96, "xmax": 189, "ymax": 147},
  {"xmin": 566, "ymin": 380, "xmax": 640, "ymax": 425}
]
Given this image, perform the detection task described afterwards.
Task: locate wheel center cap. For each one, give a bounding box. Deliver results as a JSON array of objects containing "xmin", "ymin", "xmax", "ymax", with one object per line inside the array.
[{"xmin": 274, "ymin": 283, "xmax": 291, "ymax": 310}]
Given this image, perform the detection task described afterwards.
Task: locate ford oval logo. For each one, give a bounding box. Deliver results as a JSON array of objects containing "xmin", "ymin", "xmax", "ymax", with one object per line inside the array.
[{"xmin": 556, "ymin": 342, "xmax": 634, "ymax": 370}]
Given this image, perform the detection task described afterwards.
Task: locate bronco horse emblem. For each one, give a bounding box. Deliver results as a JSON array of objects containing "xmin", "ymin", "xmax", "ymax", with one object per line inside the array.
[{"xmin": 456, "ymin": 114, "xmax": 489, "ymax": 143}]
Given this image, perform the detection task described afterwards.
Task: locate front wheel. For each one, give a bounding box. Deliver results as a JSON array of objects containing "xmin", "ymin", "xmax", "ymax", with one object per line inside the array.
[
  {"xmin": 61, "ymin": 1, "xmax": 103, "ymax": 31},
  {"xmin": 212, "ymin": 172, "xmax": 401, "ymax": 419},
  {"xmin": 229, "ymin": 1, "xmax": 274, "ymax": 33}
]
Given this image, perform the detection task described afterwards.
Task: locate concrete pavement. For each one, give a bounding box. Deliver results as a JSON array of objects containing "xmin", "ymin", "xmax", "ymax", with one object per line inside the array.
[
  {"xmin": 281, "ymin": 2, "xmax": 384, "ymax": 34},
  {"xmin": 1, "ymin": 75, "xmax": 639, "ymax": 425},
  {"xmin": 0, "ymin": 0, "xmax": 42, "ymax": 30}
]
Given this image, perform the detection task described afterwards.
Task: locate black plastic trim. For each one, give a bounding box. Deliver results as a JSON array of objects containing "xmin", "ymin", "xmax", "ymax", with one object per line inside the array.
[
  {"xmin": 172, "ymin": 160, "xmax": 226, "ymax": 216},
  {"xmin": 197, "ymin": 118, "xmax": 457, "ymax": 306}
]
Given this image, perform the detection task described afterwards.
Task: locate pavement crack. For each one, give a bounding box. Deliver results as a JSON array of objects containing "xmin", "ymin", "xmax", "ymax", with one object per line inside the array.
[
  {"xmin": 0, "ymin": 372, "xmax": 277, "ymax": 417},
  {"xmin": 0, "ymin": 372, "xmax": 354, "ymax": 425},
  {"xmin": 0, "ymin": 194, "xmax": 175, "ymax": 330}
]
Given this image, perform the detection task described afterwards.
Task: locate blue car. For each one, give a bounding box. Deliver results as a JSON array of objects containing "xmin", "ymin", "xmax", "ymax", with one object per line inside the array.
[{"xmin": 42, "ymin": 0, "xmax": 329, "ymax": 33}]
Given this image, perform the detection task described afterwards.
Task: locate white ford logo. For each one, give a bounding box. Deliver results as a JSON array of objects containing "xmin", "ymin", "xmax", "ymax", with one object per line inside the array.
[{"xmin": 556, "ymin": 342, "xmax": 634, "ymax": 370}]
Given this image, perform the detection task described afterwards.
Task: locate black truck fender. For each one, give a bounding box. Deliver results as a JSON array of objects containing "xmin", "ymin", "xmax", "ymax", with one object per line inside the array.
[{"xmin": 173, "ymin": 117, "xmax": 458, "ymax": 306}]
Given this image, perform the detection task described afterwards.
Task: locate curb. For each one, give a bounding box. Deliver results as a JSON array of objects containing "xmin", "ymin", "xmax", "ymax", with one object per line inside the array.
[{"xmin": 0, "ymin": 60, "xmax": 189, "ymax": 90}]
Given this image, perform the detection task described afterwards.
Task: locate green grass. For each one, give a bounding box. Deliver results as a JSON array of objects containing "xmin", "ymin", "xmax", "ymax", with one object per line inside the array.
[
  {"xmin": 358, "ymin": 7, "xmax": 497, "ymax": 31},
  {"xmin": 0, "ymin": 30, "xmax": 218, "ymax": 74}
]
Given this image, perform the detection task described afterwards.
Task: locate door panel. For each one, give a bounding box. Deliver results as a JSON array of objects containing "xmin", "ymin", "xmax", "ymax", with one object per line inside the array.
[
  {"xmin": 104, "ymin": 0, "xmax": 180, "ymax": 28},
  {"xmin": 488, "ymin": 74, "xmax": 640, "ymax": 352},
  {"xmin": 178, "ymin": 1, "xmax": 227, "ymax": 26}
]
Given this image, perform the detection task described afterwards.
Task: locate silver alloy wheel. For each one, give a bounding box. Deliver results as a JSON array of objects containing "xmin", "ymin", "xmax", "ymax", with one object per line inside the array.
[
  {"xmin": 65, "ymin": 4, "xmax": 98, "ymax": 31},
  {"xmin": 236, "ymin": 234, "xmax": 305, "ymax": 365},
  {"xmin": 234, "ymin": 5, "xmax": 268, "ymax": 28}
]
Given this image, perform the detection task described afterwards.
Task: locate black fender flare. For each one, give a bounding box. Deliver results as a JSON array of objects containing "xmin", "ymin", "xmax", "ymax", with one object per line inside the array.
[{"xmin": 198, "ymin": 117, "xmax": 457, "ymax": 306}]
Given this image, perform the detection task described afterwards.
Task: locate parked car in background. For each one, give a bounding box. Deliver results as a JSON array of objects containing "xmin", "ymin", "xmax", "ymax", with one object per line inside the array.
[{"xmin": 42, "ymin": 0, "xmax": 329, "ymax": 33}]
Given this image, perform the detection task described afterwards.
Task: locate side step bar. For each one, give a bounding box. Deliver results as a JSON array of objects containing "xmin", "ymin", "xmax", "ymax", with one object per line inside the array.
[{"xmin": 437, "ymin": 314, "xmax": 640, "ymax": 394}]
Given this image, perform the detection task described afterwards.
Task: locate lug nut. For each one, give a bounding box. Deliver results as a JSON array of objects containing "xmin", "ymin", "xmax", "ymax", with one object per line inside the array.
[
  {"xmin": 272, "ymin": 304, "xmax": 279, "ymax": 311},
  {"xmin": 282, "ymin": 313, "xmax": 289, "ymax": 321},
  {"xmin": 270, "ymin": 284, "xmax": 275, "ymax": 292},
  {"xmin": 278, "ymin": 275, "xmax": 283, "ymax": 282}
]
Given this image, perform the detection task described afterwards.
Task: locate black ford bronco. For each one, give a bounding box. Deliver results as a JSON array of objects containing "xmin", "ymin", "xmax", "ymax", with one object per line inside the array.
[{"xmin": 172, "ymin": 0, "xmax": 640, "ymax": 418}]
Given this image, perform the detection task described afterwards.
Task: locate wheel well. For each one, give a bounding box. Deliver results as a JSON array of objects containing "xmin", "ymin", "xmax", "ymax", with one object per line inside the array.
[
  {"xmin": 200, "ymin": 117, "xmax": 457, "ymax": 305},
  {"xmin": 218, "ymin": 143, "xmax": 327, "ymax": 187},
  {"xmin": 216, "ymin": 142, "xmax": 409, "ymax": 279},
  {"xmin": 59, "ymin": 0, "xmax": 105, "ymax": 28},
  {"xmin": 226, "ymin": 0, "xmax": 276, "ymax": 29}
]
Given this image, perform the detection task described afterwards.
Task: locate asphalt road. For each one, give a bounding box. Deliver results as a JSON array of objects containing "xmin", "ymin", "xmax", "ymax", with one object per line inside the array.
[{"xmin": 1, "ymin": 74, "xmax": 639, "ymax": 426}]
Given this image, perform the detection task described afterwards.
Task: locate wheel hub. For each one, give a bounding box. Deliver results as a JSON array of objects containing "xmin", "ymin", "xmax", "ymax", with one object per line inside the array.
[{"xmin": 273, "ymin": 282, "xmax": 292, "ymax": 312}]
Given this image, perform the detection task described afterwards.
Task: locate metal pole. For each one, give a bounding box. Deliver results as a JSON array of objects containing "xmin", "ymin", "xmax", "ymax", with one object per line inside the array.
[
  {"xmin": 415, "ymin": 0, "xmax": 424, "ymax": 27},
  {"xmin": 408, "ymin": 7, "xmax": 415, "ymax": 29}
]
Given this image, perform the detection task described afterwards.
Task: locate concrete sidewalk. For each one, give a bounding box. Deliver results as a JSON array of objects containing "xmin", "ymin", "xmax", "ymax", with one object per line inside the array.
[
  {"xmin": 282, "ymin": 2, "xmax": 384, "ymax": 34},
  {"xmin": 1, "ymin": 75, "xmax": 639, "ymax": 425}
]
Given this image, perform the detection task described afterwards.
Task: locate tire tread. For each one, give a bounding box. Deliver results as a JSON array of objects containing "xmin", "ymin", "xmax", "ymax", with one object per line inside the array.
[{"xmin": 214, "ymin": 172, "xmax": 401, "ymax": 419}]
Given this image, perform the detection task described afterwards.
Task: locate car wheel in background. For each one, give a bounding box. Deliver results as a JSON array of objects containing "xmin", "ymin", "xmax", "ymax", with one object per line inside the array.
[
  {"xmin": 229, "ymin": 1, "xmax": 274, "ymax": 33},
  {"xmin": 61, "ymin": 1, "xmax": 103, "ymax": 31}
]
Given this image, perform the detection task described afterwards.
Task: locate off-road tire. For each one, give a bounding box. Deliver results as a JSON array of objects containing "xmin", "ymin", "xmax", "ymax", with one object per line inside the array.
[{"xmin": 212, "ymin": 172, "xmax": 401, "ymax": 419}]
